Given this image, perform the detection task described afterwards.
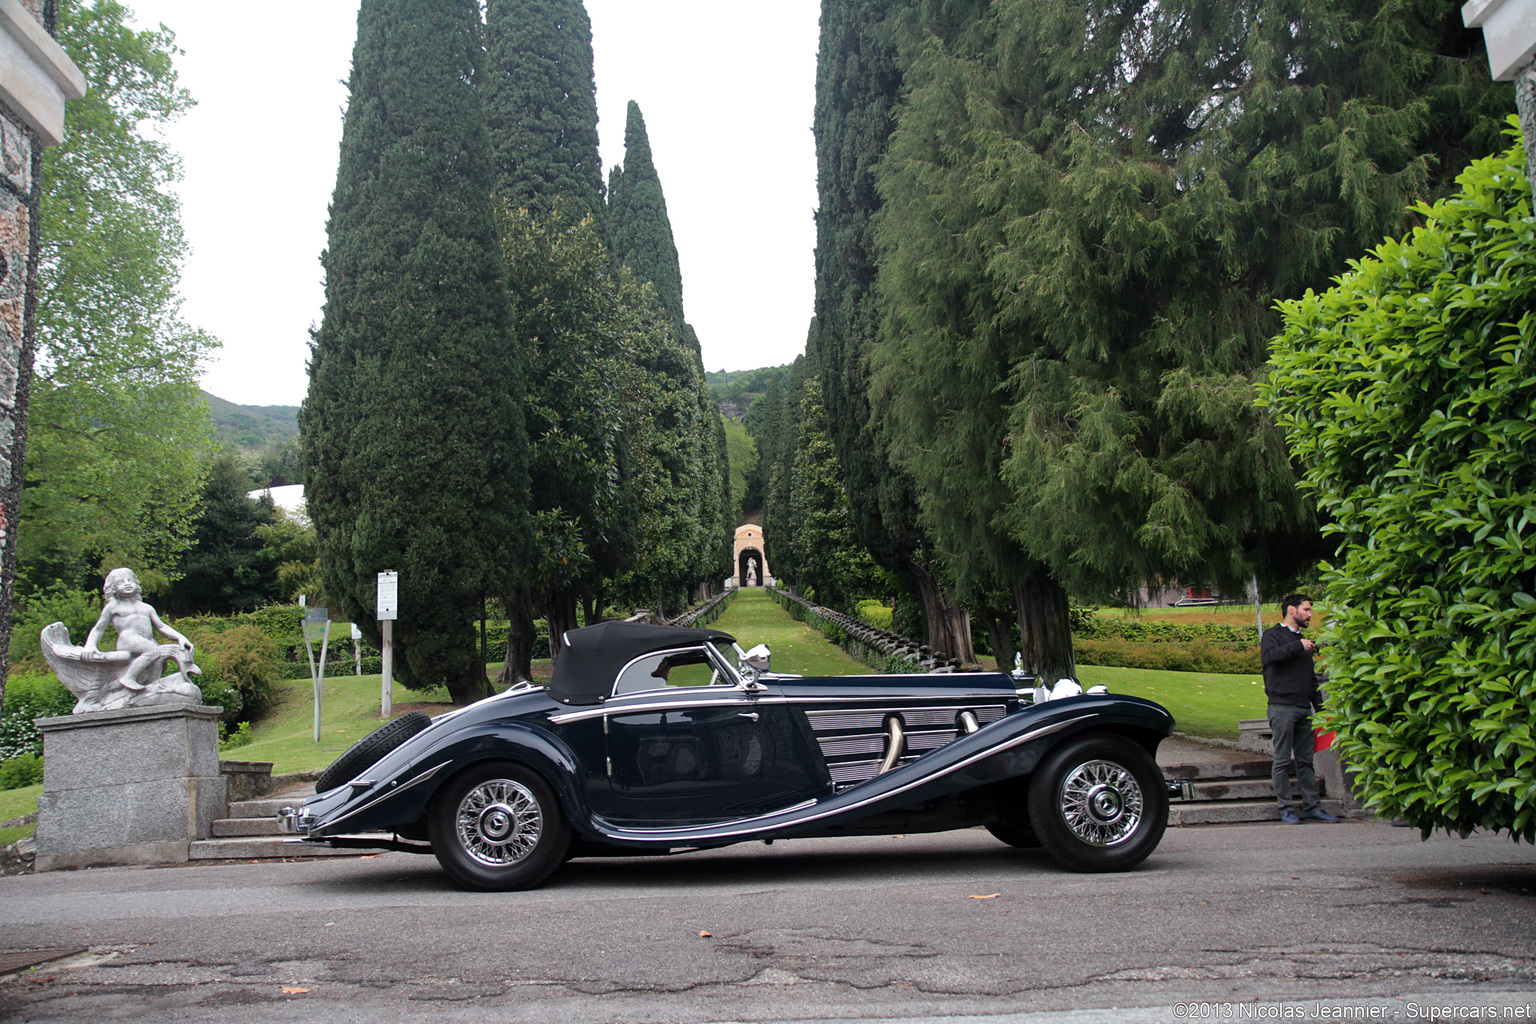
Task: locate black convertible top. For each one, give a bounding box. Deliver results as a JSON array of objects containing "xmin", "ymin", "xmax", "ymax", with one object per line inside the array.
[{"xmin": 547, "ymin": 620, "xmax": 737, "ymax": 705}]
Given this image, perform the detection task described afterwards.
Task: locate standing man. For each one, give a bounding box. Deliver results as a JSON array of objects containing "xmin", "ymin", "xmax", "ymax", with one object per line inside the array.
[{"xmin": 1261, "ymin": 594, "xmax": 1339, "ymax": 824}]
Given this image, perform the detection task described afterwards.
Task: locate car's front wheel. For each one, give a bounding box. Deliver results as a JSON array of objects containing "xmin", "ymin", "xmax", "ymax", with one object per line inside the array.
[
  {"xmin": 428, "ymin": 762, "xmax": 570, "ymax": 891},
  {"xmin": 1027, "ymin": 734, "xmax": 1167, "ymax": 872}
]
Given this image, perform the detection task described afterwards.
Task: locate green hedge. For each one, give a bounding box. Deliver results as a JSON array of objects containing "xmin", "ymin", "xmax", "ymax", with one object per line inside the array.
[{"xmin": 0, "ymin": 674, "xmax": 75, "ymax": 761}]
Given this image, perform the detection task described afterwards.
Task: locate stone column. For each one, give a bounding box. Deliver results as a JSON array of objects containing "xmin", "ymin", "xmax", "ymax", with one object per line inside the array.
[
  {"xmin": 33, "ymin": 705, "xmax": 228, "ymax": 871},
  {"xmin": 0, "ymin": 0, "xmax": 85, "ymax": 688},
  {"xmin": 1462, "ymin": 0, "xmax": 1536, "ymax": 180}
]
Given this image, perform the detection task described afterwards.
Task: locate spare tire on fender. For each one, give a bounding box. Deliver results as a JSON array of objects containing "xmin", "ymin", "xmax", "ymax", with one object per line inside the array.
[{"xmin": 315, "ymin": 711, "xmax": 431, "ymax": 793}]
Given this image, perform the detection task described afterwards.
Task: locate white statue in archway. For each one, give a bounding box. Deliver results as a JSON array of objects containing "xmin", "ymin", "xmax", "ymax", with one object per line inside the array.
[
  {"xmin": 747, "ymin": 562, "xmax": 758, "ymax": 586},
  {"xmin": 41, "ymin": 568, "xmax": 204, "ymax": 713}
]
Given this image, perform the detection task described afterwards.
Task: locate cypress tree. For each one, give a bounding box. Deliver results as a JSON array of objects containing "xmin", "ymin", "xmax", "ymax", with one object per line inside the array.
[
  {"xmin": 812, "ymin": 0, "xmax": 975, "ymax": 662},
  {"xmin": 482, "ymin": 0, "xmax": 604, "ymax": 226},
  {"xmin": 872, "ymin": 0, "xmax": 1511, "ymax": 678},
  {"xmin": 300, "ymin": 0, "xmax": 527, "ymax": 705},
  {"xmin": 607, "ymin": 101, "xmax": 686, "ymax": 333}
]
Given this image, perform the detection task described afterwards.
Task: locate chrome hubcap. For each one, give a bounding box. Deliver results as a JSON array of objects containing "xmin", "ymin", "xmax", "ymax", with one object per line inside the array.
[
  {"xmin": 456, "ymin": 779, "xmax": 542, "ymax": 866},
  {"xmin": 1059, "ymin": 759, "xmax": 1143, "ymax": 847}
]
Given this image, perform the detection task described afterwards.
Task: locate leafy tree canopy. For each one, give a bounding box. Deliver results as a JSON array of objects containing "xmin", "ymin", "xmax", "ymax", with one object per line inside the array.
[{"xmin": 25, "ymin": 0, "xmax": 218, "ymax": 597}]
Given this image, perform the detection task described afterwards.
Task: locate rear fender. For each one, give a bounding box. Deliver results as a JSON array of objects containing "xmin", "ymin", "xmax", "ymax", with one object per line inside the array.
[{"xmin": 307, "ymin": 722, "xmax": 593, "ymax": 838}]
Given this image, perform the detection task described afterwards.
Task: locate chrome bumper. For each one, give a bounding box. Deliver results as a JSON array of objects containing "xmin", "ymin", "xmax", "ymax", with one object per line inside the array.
[{"xmin": 277, "ymin": 805, "xmax": 312, "ymax": 834}]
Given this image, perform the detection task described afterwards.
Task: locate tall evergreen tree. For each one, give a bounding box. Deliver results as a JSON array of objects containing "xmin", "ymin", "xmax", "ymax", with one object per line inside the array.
[
  {"xmin": 482, "ymin": 0, "xmax": 604, "ymax": 226},
  {"xmin": 605, "ymin": 99, "xmax": 730, "ymax": 601},
  {"xmin": 789, "ymin": 377, "xmax": 885, "ymax": 611},
  {"xmin": 873, "ymin": 0, "xmax": 1511, "ymax": 678},
  {"xmin": 607, "ymin": 101, "xmax": 686, "ymax": 334},
  {"xmin": 496, "ymin": 205, "xmax": 630, "ymax": 667},
  {"xmin": 812, "ymin": 0, "xmax": 975, "ymax": 662},
  {"xmin": 609, "ymin": 273, "xmax": 721, "ymax": 618},
  {"xmin": 165, "ymin": 453, "xmax": 278, "ymax": 615},
  {"xmin": 300, "ymin": 0, "xmax": 527, "ymax": 705}
]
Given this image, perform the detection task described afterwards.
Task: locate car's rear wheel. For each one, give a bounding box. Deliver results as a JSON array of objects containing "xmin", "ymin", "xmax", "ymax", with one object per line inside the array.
[
  {"xmin": 314, "ymin": 711, "xmax": 431, "ymax": 793},
  {"xmin": 1027, "ymin": 734, "xmax": 1167, "ymax": 872},
  {"xmin": 428, "ymin": 762, "xmax": 570, "ymax": 891}
]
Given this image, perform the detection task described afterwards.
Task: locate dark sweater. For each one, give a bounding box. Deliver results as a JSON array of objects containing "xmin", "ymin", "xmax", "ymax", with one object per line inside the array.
[{"xmin": 1260, "ymin": 623, "xmax": 1322, "ymax": 710}]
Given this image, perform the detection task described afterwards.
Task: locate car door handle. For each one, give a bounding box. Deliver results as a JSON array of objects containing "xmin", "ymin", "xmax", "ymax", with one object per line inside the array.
[{"xmin": 738, "ymin": 712, "xmax": 759, "ymax": 721}]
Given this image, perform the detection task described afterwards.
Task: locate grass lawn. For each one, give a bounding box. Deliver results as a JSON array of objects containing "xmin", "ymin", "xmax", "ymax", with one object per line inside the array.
[
  {"xmin": 712, "ymin": 589, "xmax": 872, "ymax": 677},
  {"xmin": 0, "ymin": 783, "xmax": 42, "ymax": 845},
  {"xmin": 1079, "ymin": 664, "xmax": 1266, "ymax": 741}
]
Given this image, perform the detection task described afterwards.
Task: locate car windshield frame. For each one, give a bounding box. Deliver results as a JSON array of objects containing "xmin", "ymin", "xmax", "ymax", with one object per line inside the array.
[{"xmin": 610, "ymin": 642, "xmax": 744, "ymax": 698}]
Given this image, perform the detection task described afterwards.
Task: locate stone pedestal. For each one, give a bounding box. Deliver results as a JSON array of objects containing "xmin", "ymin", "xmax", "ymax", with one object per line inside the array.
[{"xmin": 34, "ymin": 705, "xmax": 227, "ymax": 871}]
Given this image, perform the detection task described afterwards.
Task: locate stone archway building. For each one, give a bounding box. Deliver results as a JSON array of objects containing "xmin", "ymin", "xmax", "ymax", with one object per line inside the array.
[{"xmin": 733, "ymin": 523, "xmax": 770, "ymax": 588}]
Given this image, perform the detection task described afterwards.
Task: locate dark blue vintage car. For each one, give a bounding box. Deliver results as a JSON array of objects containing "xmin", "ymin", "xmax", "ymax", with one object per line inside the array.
[{"xmin": 280, "ymin": 620, "xmax": 1177, "ymax": 890}]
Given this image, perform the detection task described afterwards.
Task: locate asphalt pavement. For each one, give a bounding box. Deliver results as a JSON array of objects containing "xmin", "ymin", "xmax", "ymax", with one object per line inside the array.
[{"xmin": 2, "ymin": 817, "xmax": 1533, "ymax": 1024}]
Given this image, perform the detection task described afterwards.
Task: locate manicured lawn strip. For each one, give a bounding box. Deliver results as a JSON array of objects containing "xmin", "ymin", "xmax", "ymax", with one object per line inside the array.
[
  {"xmin": 711, "ymin": 589, "xmax": 873, "ymax": 677},
  {"xmin": 0, "ymin": 783, "xmax": 42, "ymax": 842},
  {"xmin": 1077, "ymin": 664, "xmax": 1266, "ymax": 741}
]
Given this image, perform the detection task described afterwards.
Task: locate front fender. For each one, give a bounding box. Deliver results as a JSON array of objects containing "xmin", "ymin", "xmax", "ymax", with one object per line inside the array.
[{"xmin": 305, "ymin": 721, "xmax": 592, "ymax": 839}]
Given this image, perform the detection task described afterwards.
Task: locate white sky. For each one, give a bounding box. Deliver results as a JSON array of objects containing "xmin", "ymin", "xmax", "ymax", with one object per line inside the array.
[{"xmin": 125, "ymin": 1, "xmax": 820, "ymax": 407}]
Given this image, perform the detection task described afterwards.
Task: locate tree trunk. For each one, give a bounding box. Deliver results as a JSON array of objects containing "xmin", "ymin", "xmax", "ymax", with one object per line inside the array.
[
  {"xmin": 1011, "ymin": 567, "xmax": 1075, "ymax": 682},
  {"xmin": 982, "ymin": 605, "xmax": 1018, "ymax": 674},
  {"xmin": 546, "ymin": 590, "xmax": 581, "ymax": 665},
  {"xmin": 582, "ymin": 586, "xmax": 604, "ymax": 626},
  {"xmin": 494, "ymin": 583, "xmax": 536, "ymax": 687},
  {"xmin": 905, "ymin": 557, "xmax": 976, "ymax": 663},
  {"xmin": 446, "ymin": 661, "xmax": 493, "ymax": 705}
]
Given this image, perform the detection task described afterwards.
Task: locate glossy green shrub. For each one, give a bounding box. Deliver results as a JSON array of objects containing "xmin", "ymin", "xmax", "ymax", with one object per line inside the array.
[{"xmin": 1262, "ymin": 123, "xmax": 1535, "ymax": 842}]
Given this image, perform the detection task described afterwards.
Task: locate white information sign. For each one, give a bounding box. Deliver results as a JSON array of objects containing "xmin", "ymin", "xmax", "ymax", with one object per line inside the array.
[{"xmin": 377, "ymin": 570, "xmax": 398, "ymax": 621}]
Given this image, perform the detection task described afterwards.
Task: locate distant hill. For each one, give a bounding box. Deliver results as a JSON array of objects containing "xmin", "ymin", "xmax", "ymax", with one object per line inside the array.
[
  {"xmin": 204, "ymin": 391, "xmax": 299, "ymax": 450},
  {"xmin": 706, "ymin": 365, "xmax": 791, "ymax": 421}
]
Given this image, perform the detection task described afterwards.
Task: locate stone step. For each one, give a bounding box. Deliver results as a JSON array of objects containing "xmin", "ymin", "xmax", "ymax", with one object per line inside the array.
[
  {"xmin": 188, "ymin": 836, "xmax": 391, "ymax": 861},
  {"xmin": 1169, "ymin": 799, "xmax": 1347, "ymax": 826},
  {"xmin": 1184, "ymin": 776, "xmax": 1327, "ymax": 802},
  {"xmin": 212, "ymin": 817, "xmax": 283, "ymax": 838},
  {"xmin": 1161, "ymin": 760, "xmax": 1274, "ymax": 781},
  {"xmin": 228, "ymin": 794, "xmax": 310, "ymax": 818}
]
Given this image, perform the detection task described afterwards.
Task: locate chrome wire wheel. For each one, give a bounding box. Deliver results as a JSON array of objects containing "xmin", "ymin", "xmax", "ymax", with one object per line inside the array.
[
  {"xmin": 455, "ymin": 778, "xmax": 543, "ymax": 867},
  {"xmin": 1057, "ymin": 759, "xmax": 1144, "ymax": 848}
]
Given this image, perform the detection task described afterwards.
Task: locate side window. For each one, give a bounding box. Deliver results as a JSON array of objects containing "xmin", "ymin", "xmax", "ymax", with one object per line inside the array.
[{"xmin": 612, "ymin": 648, "xmax": 726, "ymax": 695}]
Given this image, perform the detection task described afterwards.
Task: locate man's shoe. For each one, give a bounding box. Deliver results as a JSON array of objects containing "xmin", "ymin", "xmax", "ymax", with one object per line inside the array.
[
  {"xmin": 1280, "ymin": 809, "xmax": 1301, "ymax": 824},
  {"xmin": 1303, "ymin": 809, "xmax": 1340, "ymax": 823}
]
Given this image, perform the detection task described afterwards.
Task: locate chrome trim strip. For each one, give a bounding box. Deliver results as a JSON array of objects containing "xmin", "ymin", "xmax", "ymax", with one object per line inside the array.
[
  {"xmin": 596, "ymin": 714, "xmax": 1093, "ymax": 842},
  {"xmin": 549, "ymin": 694, "xmax": 787, "ymax": 725},
  {"xmin": 595, "ymin": 798, "xmax": 820, "ymax": 836},
  {"xmin": 792, "ymin": 693, "xmax": 1014, "ymax": 705},
  {"xmin": 319, "ymin": 760, "xmax": 451, "ymax": 834}
]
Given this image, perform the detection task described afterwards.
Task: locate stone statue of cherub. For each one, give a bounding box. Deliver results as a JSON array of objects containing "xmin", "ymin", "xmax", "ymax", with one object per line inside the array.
[{"xmin": 41, "ymin": 568, "xmax": 204, "ymax": 714}]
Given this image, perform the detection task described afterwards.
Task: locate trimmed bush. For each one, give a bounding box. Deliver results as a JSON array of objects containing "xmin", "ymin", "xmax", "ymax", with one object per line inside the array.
[
  {"xmin": 1075, "ymin": 638, "xmax": 1259, "ymax": 675},
  {"xmin": 1262, "ymin": 123, "xmax": 1536, "ymax": 842},
  {"xmin": 0, "ymin": 674, "xmax": 75, "ymax": 760},
  {"xmin": 0, "ymin": 753, "xmax": 43, "ymax": 790},
  {"xmin": 181, "ymin": 623, "xmax": 282, "ymax": 724}
]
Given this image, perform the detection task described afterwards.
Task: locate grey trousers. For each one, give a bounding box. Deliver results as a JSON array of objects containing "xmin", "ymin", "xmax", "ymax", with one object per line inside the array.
[{"xmin": 1268, "ymin": 704, "xmax": 1320, "ymax": 814}]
